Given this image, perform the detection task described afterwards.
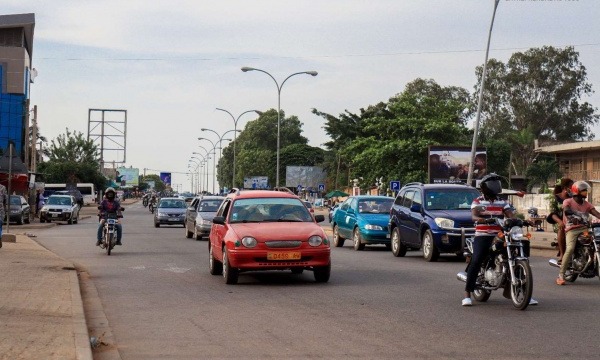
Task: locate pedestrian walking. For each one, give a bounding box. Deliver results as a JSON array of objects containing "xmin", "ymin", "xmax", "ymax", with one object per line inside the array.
[
  {"xmin": 0, "ymin": 183, "xmax": 7, "ymax": 245},
  {"xmin": 35, "ymin": 189, "xmax": 44, "ymax": 218}
]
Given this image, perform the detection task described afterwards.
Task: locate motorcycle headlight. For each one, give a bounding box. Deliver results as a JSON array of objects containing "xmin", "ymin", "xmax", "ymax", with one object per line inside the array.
[
  {"xmin": 364, "ymin": 224, "xmax": 383, "ymax": 230},
  {"xmin": 241, "ymin": 236, "xmax": 257, "ymax": 248},
  {"xmin": 308, "ymin": 235, "xmax": 323, "ymax": 247},
  {"xmin": 435, "ymin": 217, "xmax": 454, "ymax": 228},
  {"xmin": 509, "ymin": 226, "xmax": 524, "ymax": 239}
]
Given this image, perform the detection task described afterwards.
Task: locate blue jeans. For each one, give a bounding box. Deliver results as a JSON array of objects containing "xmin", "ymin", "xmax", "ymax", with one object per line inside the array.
[
  {"xmin": 97, "ymin": 221, "xmax": 122, "ymax": 242},
  {"xmin": 465, "ymin": 235, "xmax": 495, "ymax": 293}
]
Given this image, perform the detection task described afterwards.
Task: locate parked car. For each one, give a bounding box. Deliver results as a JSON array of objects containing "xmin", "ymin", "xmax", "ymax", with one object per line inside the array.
[
  {"xmin": 208, "ymin": 190, "xmax": 331, "ymax": 284},
  {"xmin": 7, "ymin": 195, "xmax": 31, "ymax": 225},
  {"xmin": 154, "ymin": 197, "xmax": 187, "ymax": 227},
  {"xmin": 302, "ymin": 200, "xmax": 314, "ymax": 214},
  {"xmin": 331, "ymin": 195, "xmax": 393, "ymax": 250},
  {"xmin": 185, "ymin": 195, "xmax": 225, "ymax": 240},
  {"xmin": 39, "ymin": 195, "xmax": 80, "ymax": 224},
  {"xmin": 388, "ymin": 183, "xmax": 480, "ymax": 261},
  {"xmin": 54, "ymin": 190, "xmax": 84, "ymax": 208}
]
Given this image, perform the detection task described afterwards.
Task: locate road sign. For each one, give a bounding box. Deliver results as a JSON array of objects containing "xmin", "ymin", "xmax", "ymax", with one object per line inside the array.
[
  {"xmin": 318, "ymin": 184, "xmax": 325, "ymax": 192},
  {"xmin": 390, "ymin": 181, "xmax": 401, "ymax": 191}
]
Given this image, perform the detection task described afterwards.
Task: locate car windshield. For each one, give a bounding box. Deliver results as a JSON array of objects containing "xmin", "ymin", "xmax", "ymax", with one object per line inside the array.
[
  {"xmin": 230, "ymin": 198, "xmax": 313, "ymax": 223},
  {"xmin": 47, "ymin": 197, "xmax": 71, "ymax": 206},
  {"xmin": 159, "ymin": 199, "xmax": 187, "ymax": 208},
  {"xmin": 358, "ymin": 198, "xmax": 393, "ymax": 213},
  {"xmin": 10, "ymin": 196, "xmax": 21, "ymax": 205},
  {"xmin": 424, "ymin": 189, "xmax": 480, "ymax": 210},
  {"xmin": 198, "ymin": 200, "xmax": 222, "ymax": 212}
]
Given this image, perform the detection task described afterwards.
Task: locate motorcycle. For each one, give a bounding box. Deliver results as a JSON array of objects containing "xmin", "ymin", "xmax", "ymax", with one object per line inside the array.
[
  {"xmin": 149, "ymin": 198, "xmax": 156, "ymax": 213},
  {"xmin": 99, "ymin": 208, "xmax": 124, "ymax": 255},
  {"xmin": 142, "ymin": 195, "xmax": 149, "ymax": 207},
  {"xmin": 457, "ymin": 218, "xmax": 534, "ymax": 310},
  {"xmin": 549, "ymin": 217, "xmax": 600, "ymax": 282}
]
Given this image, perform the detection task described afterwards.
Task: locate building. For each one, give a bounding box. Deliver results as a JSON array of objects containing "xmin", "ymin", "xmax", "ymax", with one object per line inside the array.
[
  {"xmin": 535, "ymin": 140, "xmax": 600, "ymax": 204},
  {"xmin": 0, "ymin": 13, "xmax": 35, "ymax": 160}
]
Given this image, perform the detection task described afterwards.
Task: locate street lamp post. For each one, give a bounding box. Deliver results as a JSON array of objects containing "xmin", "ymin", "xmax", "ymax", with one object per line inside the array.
[
  {"xmin": 216, "ymin": 108, "xmax": 263, "ymax": 188},
  {"xmin": 241, "ymin": 67, "xmax": 318, "ymax": 188},
  {"xmin": 198, "ymin": 138, "xmax": 219, "ymax": 194},
  {"xmin": 200, "ymin": 128, "xmax": 240, "ymax": 161},
  {"xmin": 193, "ymin": 150, "xmax": 210, "ymax": 194},
  {"xmin": 467, "ymin": 0, "xmax": 500, "ymax": 186}
]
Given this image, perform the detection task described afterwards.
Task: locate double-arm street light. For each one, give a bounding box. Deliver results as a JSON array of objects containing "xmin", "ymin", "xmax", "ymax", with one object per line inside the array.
[
  {"xmin": 215, "ymin": 108, "xmax": 263, "ymax": 188},
  {"xmin": 189, "ymin": 157, "xmax": 206, "ymax": 194},
  {"xmin": 198, "ymin": 137, "xmax": 231, "ymax": 194},
  {"xmin": 241, "ymin": 67, "xmax": 318, "ymax": 188},
  {"xmin": 200, "ymin": 128, "xmax": 240, "ymax": 160},
  {"xmin": 191, "ymin": 153, "xmax": 210, "ymax": 194}
]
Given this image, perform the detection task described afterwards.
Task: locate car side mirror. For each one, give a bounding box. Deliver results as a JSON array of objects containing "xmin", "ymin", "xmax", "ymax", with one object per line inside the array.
[
  {"xmin": 212, "ymin": 216, "xmax": 225, "ymax": 225},
  {"xmin": 314, "ymin": 214, "xmax": 325, "ymax": 223},
  {"xmin": 410, "ymin": 204, "xmax": 422, "ymax": 213}
]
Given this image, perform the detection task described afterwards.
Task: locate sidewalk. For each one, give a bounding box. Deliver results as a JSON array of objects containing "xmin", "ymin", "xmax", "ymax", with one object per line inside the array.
[{"xmin": 0, "ymin": 198, "xmax": 139, "ymax": 360}]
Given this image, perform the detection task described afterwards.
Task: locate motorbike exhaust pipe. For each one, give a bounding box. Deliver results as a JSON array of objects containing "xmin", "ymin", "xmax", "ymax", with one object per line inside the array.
[
  {"xmin": 457, "ymin": 271, "xmax": 467, "ymax": 283},
  {"xmin": 548, "ymin": 258, "xmax": 560, "ymax": 268}
]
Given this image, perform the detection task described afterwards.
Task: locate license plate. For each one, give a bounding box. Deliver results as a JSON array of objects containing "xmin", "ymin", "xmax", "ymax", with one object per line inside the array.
[
  {"xmin": 168, "ymin": 218, "xmax": 178, "ymax": 221},
  {"xmin": 267, "ymin": 252, "xmax": 301, "ymax": 261},
  {"xmin": 52, "ymin": 213, "xmax": 59, "ymax": 217}
]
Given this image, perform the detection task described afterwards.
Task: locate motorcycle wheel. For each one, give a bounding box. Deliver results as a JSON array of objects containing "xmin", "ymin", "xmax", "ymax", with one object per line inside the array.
[
  {"xmin": 106, "ymin": 234, "xmax": 113, "ymax": 256},
  {"xmin": 510, "ymin": 259, "xmax": 532, "ymax": 310},
  {"xmin": 596, "ymin": 253, "xmax": 600, "ymax": 281},
  {"xmin": 473, "ymin": 267, "xmax": 491, "ymax": 302},
  {"xmin": 565, "ymin": 270, "xmax": 578, "ymax": 283}
]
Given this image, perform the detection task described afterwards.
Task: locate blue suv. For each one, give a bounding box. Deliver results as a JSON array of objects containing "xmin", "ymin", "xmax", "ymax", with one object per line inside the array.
[{"xmin": 388, "ymin": 183, "xmax": 480, "ymax": 262}]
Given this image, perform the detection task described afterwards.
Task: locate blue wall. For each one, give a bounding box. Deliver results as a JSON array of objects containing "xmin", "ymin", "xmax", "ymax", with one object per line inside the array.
[{"xmin": 0, "ymin": 64, "xmax": 26, "ymax": 156}]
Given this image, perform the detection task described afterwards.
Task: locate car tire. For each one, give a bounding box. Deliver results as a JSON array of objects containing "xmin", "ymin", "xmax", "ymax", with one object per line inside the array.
[
  {"xmin": 25, "ymin": 212, "xmax": 31, "ymax": 224},
  {"xmin": 422, "ymin": 229, "xmax": 439, "ymax": 262},
  {"xmin": 17, "ymin": 213, "xmax": 24, "ymax": 225},
  {"xmin": 222, "ymin": 246, "xmax": 238, "ymax": 285},
  {"xmin": 332, "ymin": 225, "xmax": 345, "ymax": 247},
  {"xmin": 391, "ymin": 227, "xmax": 407, "ymax": 257},
  {"xmin": 314, "ymin": 262, "xmax": 331, "ymax": 283},
  {"xmin": 353, "ymin": 228, "xmax": 365, "ymax": 251},
  {"xmin": 185, "ymin": 224, "xmax": 193, "ymax": 238},
  {"xmin": 209, "ymin": 243, "xmax": 223, "ymax": 275}
]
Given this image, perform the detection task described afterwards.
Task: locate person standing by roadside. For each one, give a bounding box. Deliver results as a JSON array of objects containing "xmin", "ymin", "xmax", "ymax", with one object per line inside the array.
[
  {"xmin": 0, "ymin": 183, "xmax": 7, "ymax": 244},
  {"xmin": 35, "ymin": 189, "xmax": 43, "ymax": 218},
  {"xmin": 547, "ymin": 178, "xmax": 573, "ymax": 264}
]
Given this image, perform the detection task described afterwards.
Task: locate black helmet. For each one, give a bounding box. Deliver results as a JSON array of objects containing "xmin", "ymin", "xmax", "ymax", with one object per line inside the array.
[
  {"xmin": 105, "ymin": 187, "xmax": 116, "ymax": 200},
  {"xmin": 480, "ymin": 173, "xmax": 502, "ymax": 197}
]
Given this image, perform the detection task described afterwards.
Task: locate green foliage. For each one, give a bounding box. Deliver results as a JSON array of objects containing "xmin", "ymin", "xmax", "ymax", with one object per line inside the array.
[
  {"xmin": 37, "ymin": 128, "xmax": 105, "ymax": 190},
  {"xmin": 525, "ymin": 159, "xmax": 561, "ymax": 193},
  {"xmin": 142, "ymin": 174, "xmax": 166, "ymax": 192},
  {"xmin": 475, "ymin": 46, "xmax": 599, "ymax": 174},
  {"xmin": 484, "ymin": 139, "xmax": 511, "ymax": 178}
]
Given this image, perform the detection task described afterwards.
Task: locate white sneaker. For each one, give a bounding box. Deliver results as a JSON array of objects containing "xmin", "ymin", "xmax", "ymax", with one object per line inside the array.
[
  {"xmin": 529, "ymin": 298, "xmax": 538, "ymax": 305},
  {"xmin": 462, "ymin": 297, "xmax": 472, "ymax": 306}
]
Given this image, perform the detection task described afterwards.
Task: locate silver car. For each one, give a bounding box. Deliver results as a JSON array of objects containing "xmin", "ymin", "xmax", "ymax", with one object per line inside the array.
[
  {"xmin": 154, "ymin": 197, "xmax": 187, "ymax": 228},
  {"xmin": 39, "ymin": 195, "xmax": 80, "ymax": 224},
  {"xmin": 184, "ymin": 196, "xmax": 224, "ymax": 240}
]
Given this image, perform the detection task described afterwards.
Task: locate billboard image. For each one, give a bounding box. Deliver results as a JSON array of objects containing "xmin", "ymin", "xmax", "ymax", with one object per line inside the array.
[
  {"xmin": 243, "ymin": 176, "xmax": 269, "ymax": 189},
  {"xmin": 428, "ymin": 146, "xmax": 486, "ymax": 184},
  {"xmin": 116, "ymin": 167, "xmax": 140, "ymax": 187},
  {"xmin": 285, "ymin": 166, "xmax": 327, "ymax": 192},
  {"xmin": 160, "ymin": 172, "xmax": 172, "ymax": 187}
]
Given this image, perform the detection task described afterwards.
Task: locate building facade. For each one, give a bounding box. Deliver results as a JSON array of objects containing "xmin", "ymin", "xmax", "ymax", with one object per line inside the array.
[{"xmin": 0, "ymin": 13, "xmax": 35, "ymax": 160}]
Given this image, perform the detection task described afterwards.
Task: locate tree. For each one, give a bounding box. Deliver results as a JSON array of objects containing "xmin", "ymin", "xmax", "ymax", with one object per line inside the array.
[
  {"xmin": 525, "ymin": 159, "xmax": 561, "ymax": 193},
  {"xmin": 475, "ymin": 46, "xmax": 599, "ymax": 174},
  {"xmin": 37, "ymin": 128, "xmax": 105, "ymax": 190},
  {"xmin": 142, "ymin": 174, "xmax": 166, "ymax": 192}
]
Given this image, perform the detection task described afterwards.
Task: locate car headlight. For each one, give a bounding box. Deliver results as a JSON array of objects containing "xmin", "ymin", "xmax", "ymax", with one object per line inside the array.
[
  {"xmin": 364, "ymin": 224, "xmax": 384, "ymax": 231},
  {"xmin": 308, "ymin": 235, "xmax": 323, "ymax": 247},
  {"xmin": 11, "ymin": 209, "xmax": 20, "ymax": 214},
  {"xmin": 434, "ymin": 217, "xmax": 454, "ymax": 228},
  {"xmin": 509, "ymin": 226, "xmax": 524, "ymax": 239},
  {"xmin": 157, "ymin": 212, "xmax": 167, "ymax": 217},
  {"xmin": 241, "ymin": 236, "xmax": 257, "ymax": 248}
]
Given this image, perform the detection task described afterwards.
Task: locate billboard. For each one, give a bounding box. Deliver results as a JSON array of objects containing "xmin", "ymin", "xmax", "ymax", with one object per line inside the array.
[
  {"xmin": 243, "ymin": 176, "xmax": 269, "ymax": 189},
  {"xmin": 116, "ymin": 167, "xmax": 140, "ymax": 187},
  {"xmin": 160, "ymin": 172, "xmax": 172, "ymax": 187},
  {"xmin": 285, "ymin": 166, "xmax": 327, "ymax": 191},
  {"xmin": 428, "ymin": 146, "xmax": 486, "ymax": 184}
]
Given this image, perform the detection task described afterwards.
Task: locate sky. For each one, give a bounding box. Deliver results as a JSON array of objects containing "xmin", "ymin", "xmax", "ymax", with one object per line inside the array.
[{"xmin": 5, "ymin": 0, "xmax": 600, "ymax": 192}]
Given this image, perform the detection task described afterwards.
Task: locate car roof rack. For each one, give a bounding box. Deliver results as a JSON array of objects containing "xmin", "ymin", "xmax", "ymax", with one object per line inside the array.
[{"xmin": 404, "ymin": 182, "xmax": 423, "ymax": 187}]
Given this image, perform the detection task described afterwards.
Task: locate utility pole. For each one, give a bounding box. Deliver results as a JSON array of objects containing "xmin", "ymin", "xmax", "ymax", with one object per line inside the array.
[{"xmin": 31, "ymin": 105, "xmax": 38, "ymax": 173}]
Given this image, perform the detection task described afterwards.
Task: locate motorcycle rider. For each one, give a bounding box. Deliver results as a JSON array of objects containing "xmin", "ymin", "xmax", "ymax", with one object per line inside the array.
[
  {"xmin": 462, "ymin": 173, "xmax": 537, "ymax": 306},
  {"xmin": 556, "ymin": 181, "xmax": 600, "ymax": 285},
  {"xmin": 548, "ymin": 178, "xmax": 574, "ymax": 264},
  {"xmin": 96, "ymin": 187, "xmax": 123, "ymax": 246}
]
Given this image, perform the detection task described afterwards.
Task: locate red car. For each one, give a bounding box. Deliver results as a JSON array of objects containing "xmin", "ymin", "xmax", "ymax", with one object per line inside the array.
[{"xmin": 208, "ymin": 190, "xmax": 331, "ymax": 284}]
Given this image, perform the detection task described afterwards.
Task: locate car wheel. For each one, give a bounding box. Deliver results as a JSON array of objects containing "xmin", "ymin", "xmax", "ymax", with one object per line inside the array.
[
  {"xmin": 209, "ymin": 243, "xmax": 223, "ymax": 275},
  {"xmin": 68, "ymin": 215, "xmax": 73, "ymax": 225},
  {"xmin": 332, "ymin": 225, "xmax": 345, "ymax": 247},
  {"xmin": 222, "ymin": 246, "xmax": 238, "ymax": 284},
  {"xmin": 185, "ymin": 223, "xmax": 193, "ymax": 238},
  {"xmin": 422, "ymin": 229, "xmax": 439, "ymax": 262},
  {"xmin": 391, "ymin": 227, "xmax": 407, "ymax": 257},
  {"xmin": 154, "ymin": 222, "xmax": 160, "ymax": 228},
  {"xmin": 25, "ymin": 212, "xmax": 31, "ymax": 224},
  {"xmin": 40, "ymin": 218, "xmax": 45, "ymax": 223},
  {"xmin": 17, "ymin": 213, "xmax": 24, "ymax": 225},
  {"xmin": 194, "ymin": 226, "xmax": 202, "ymax": 241},
  {"xmin": 353, "ymin": 228, "xmax": 365, "ymax": 251},
  {"xmin": 314, "ymin": 262, "xmax": 331, "ymax": 283}
]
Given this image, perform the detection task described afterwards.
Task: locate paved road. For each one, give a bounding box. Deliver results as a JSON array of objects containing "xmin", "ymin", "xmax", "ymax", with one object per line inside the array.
[{"xmin": 34, "ymin": 202, "xmax": 600, "ymax": 359}]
